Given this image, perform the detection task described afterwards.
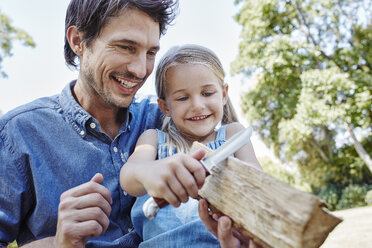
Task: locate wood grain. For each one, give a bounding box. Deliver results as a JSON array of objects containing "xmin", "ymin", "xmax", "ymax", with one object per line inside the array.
[{"xmin": 192, "ymin": 142, "xmax": 342, "ymax": 248}]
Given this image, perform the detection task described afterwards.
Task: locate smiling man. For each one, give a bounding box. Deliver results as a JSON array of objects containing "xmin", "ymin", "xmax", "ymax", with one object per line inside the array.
[
  {"xmin": 0, "ymin": 1, "xmax": 251, "ymax": 247},
  {"xmin": 0, "ymin": 1, "xmax": 175, "ymax": 247}
]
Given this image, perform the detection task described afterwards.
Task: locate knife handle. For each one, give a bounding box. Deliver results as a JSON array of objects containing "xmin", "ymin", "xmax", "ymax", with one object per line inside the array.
[
  {"xmin": 143, "ymin": 168, "xmax": 210, "ymax": 220},
  {"xmin": 143, "ymin": 197, "xmax": 168, "ymax": 220}
]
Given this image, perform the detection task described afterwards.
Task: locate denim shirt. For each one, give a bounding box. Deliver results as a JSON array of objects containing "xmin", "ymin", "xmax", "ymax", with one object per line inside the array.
[{"xmin": 0, "ymin": 81, "xmax": 163, "ymax": 247}]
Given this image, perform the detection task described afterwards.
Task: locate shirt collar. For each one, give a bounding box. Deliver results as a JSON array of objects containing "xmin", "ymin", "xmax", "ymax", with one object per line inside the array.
[{"xmin": 59, "ymin": 81, "xmax": 133, "ymax": 137}]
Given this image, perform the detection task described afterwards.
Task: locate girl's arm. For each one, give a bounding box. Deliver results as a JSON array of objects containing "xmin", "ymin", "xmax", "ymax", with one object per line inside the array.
[
  {"xmin": 119, "ymin": 129, "xmax": 206, "ymax": 207},
  {"xmin": 119, "ymin": 129, "xmax": 158, "ymax": 196},
  {"xmin": 226, "ymin": 122, "xmax": 262, "ymax": 170}
]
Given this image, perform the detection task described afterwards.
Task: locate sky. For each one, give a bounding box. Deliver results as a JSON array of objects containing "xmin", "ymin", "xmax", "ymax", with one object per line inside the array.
[{"xmin": 0, "ymin": 0, "xmax": 271, "ymax": 158}]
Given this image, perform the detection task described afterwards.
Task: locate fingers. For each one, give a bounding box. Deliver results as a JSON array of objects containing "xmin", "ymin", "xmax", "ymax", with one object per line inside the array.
[
  {"xmin": 61, "ymin": 173, "xmax": 112, "ymax": 205},
  {"xmin": 175, "ymin": 151, "xmax": 206, "ymax": 197},
  {"xmin": 68, "ymin": 192, "xmax": 112, "ymax": 216},
  {"xmin": 144, "ymin": 152, "xmax": 206, "ymax": 207},
  {"xmin": 190, "ymin": 149, "xmax": 206, "ymax": 161},
  {"xmin": 174, "ymin": 160, "xmax": 200, "ymax": 199},
  {"xmin": 91, "ymin": 172, "xmax": 104, "ymax": 184},
  {"xmin": 189, "ymin": 149, "xmax": 207, "ymax": 188},
  {"xmin": 55, "ymin": 173, "xmax": 112, "ymax": 246},
  {"xmin": 199, "ymin": 199, "xmax": 252, "ymax": 248},
  {"xmin": 58, "ymin": 206, "xmax": 111, "ymax": 237},
  {"xmin": 217, "ymin": 217, "xmax": 241, "ymax": 248},
  {"xmin": 198, "ymin": 199, "xmax": 218, "ymax": 236}
]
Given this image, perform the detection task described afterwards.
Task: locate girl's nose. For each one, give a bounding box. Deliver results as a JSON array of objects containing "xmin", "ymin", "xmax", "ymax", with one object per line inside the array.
[{"xmin": 191, "ymin": 96, "xmax": 205, "ymax": 111}]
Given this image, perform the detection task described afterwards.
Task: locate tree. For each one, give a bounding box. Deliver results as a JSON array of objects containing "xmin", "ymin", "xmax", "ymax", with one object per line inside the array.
[
  {"xmin": 0, "ymin": 9, "xmax": 35, "ymax": 78},
  {"xmin": 232, "ymin": 0, "xmax": 372, "ymax": 190}
]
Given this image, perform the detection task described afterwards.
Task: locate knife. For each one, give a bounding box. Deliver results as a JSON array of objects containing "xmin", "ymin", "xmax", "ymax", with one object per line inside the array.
[{"xmin": 142, "ymin": 127, "xmax": 253, "ymax": 220}]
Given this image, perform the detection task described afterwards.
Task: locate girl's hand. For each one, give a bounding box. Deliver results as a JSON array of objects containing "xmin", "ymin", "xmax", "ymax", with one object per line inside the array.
[{"xmin": 139, "ymin": 149, "xmax": 206, "ymax": 207}]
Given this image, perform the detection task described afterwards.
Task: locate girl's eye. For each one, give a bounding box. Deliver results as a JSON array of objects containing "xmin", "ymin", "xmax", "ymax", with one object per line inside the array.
[
  {"xmin": 203, "ymin": 91, "xmax": 214, "ymax": 97},
  {"xmin": 176, "ymin": 96, "xmax": 188, "ymax": 101}
]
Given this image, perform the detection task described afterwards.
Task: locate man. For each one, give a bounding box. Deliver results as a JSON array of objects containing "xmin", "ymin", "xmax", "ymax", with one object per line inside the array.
[{"xmin": 0, "ymin": 0, "xmax": 248, "ymax": 247}]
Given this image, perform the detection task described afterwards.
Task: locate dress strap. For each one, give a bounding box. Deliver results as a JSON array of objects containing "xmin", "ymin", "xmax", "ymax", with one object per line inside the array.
[
  {"xmin": 215, "ymin": 125, "xmax": 227, "ymax": 141},
  {"xmin": 156, "ymin": 129, "xmax": 166, "ymax": 146}
]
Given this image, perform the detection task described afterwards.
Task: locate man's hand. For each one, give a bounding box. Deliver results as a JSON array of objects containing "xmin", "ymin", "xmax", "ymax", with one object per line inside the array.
[
  {"xmin": 198, "ymin": 199, "xmax": 258, "ymax": 248},
  {"xmin": 54, "ymin": 173, "xmax": 112, "ymax": 248}
]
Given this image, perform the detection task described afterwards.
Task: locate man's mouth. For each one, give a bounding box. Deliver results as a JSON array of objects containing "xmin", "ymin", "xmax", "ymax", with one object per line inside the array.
[{"xmin": 113, "ymin": 76, "xmax": 139, "ymax": 88}]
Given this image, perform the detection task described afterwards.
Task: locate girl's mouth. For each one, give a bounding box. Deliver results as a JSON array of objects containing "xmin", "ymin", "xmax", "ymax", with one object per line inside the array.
[{"xmin": 188, "ymin": 115, "xmax": 210, "ymax": 121}]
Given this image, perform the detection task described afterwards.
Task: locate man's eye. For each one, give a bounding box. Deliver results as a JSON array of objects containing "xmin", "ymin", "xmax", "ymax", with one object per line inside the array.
[
  {"xmin": 147, "ymin": 51, "xmax": 157, "ymax": 56},
  {"xmin": 120, "ymin": 45, "xmax": 134, "ymax": 52}
]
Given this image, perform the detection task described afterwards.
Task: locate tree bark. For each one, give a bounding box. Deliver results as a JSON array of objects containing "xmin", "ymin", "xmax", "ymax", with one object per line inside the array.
[{"xmin": 346, "ymin": 123, "xmax": 372, "ymax": 173}]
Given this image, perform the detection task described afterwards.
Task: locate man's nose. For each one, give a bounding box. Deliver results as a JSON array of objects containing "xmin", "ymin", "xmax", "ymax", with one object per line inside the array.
[{"xmin": 127, "ymin": 54, "xmax": 147, "ymax": 79}]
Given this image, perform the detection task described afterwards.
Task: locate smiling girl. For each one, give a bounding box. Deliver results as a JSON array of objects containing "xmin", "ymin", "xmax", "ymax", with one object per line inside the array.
[{"xmin": 120, "ymin": 44, "xmax": 261, "ymax": 247}]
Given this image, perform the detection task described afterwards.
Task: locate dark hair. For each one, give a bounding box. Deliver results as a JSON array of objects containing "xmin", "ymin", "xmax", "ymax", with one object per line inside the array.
[{"xmin": 64, "ymin": 0, "xmax": 178, "ymax": 68}]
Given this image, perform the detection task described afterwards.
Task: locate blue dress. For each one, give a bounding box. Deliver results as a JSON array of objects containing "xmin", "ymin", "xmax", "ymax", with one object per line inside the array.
[{"xmin": 131, "ymin": 126, "xmax": 228, "ymax": 248}]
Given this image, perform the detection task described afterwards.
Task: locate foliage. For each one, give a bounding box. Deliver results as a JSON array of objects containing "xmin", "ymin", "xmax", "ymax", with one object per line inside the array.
[
  {"xmin": 317, "ymin": 183, "xmax": 371, "ymax": 210},
  {"xmin": 336, "ymin": 184, "xmax": 370, "ymax": 210},
  {"xmin": 0, "ymin": 9, "xmax": 35, "ymax": 78},
  {"xmin": 258, "ymin": 156, "xmax": 311, "ymax": 192},
  {"xmin": 233, "ymin": 0, "xmax": 372, "ymax": 191},
  {"xmin": 7, "ymin": 241, "xmax": 17, "ymax": 248},
  {"xmin": 365, "ymin": 190, "xmax": 372, "ymax": 205},
  {"xmin": 317, "ymin": 184, "xmax": 341, "ymax": 210}
]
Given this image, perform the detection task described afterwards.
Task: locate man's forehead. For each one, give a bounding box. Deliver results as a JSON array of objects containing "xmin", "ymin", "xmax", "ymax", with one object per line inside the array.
[{"xmin": 100, "ymin": 8, "xmax": 161, "ymax": 46}]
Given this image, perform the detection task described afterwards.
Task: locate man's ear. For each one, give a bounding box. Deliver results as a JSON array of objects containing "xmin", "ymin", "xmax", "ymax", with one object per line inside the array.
[
  {"xmin": 157, "ymin": 98, "xmax": 170, "ymax": 116},
  {"xmin": 222, "ymin": 83, "xmax": 229, "ymax": 105},
  {"xmin": 66, "ymin": 25, "xmax": 84, "ymax": 56}
]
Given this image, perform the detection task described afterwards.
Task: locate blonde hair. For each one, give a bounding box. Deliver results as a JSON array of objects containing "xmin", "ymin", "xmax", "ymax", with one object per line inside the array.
[{"xmin": 155, "ymin": 44, "xmax": 238, "ymax": 153}]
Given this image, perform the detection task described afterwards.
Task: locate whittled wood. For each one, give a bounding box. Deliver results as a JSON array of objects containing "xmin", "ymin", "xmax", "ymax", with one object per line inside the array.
[{"xmin": 191, "ymin": 142, "xmax": 342, "ymax": 248}]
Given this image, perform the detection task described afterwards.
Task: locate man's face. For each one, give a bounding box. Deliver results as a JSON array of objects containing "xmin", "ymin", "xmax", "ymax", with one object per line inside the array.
[{"xmin": 79, "ymin": 8, "xmax": 160, "ymax": 109}]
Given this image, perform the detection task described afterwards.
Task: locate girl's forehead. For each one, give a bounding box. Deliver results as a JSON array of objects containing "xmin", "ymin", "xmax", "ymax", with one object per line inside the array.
[
  {"xmin": 163, "ymin": 63, "xmax": 222, "ymax": 95},
  {"xmin": 165, "ymin": 63, "xmax": 217, "ymax": 81}
]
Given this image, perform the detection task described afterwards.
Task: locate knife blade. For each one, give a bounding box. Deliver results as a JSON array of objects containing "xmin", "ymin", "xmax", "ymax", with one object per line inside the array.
[
  {"xmin": 142, "ymin": 127, "xmax": 253, "ymax": 220},
  {"xmin": 200, "ymin": 126, "xmax": 252, "ymax": 173}
]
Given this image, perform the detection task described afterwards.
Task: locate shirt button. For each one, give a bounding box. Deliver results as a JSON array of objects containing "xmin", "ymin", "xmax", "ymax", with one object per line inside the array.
[
  {"xmin": 123, "ymin": 190, "xmax": 128, "ymax": 196},
  {"xmin": 79, "ymin": 130, "xmax": 85, "ymax": 136},
  {"xmin": 113, "ymin": 147, "xmax": 118, "ymax": 153},
  {"xmin": 90, "ymin": 122, "xmax": 96, "ymax": 129}
]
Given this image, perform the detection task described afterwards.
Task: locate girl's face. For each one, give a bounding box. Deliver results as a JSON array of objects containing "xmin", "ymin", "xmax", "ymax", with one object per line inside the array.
[{"xmin": 158, "ymin": 63, "xmax": 228, "ymax": 143}]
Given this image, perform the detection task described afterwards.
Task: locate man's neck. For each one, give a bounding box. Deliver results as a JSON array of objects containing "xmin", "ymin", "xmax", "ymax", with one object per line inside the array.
[
  {"xmin": 94, "ymin": 108, "xmax": 126, "ymax": 140},
  {"xmin": 72, "ymin": 81, "xmax": 126, "ymax": 140}
]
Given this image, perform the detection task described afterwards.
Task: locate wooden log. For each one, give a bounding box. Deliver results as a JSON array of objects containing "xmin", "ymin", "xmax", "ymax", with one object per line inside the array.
[{"xmin": 191, "ymin": 142, "xmax": 342, "ymax": 248}]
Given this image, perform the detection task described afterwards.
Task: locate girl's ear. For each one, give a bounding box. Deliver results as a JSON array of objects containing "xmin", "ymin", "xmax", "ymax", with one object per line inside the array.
[
  {"xmin": 222, "ymin": 83, "xmax": 229, "ymax": 105},
  {"xmin": 157, "ymin": 98, "xmax": 170, "ymax": 116},
  {"xmin": 66, "ymin": 25, "xmax": 84, "ymax": 56}
]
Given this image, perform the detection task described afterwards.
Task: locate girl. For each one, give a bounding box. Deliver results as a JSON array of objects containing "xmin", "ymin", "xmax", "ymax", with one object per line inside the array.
[{"xmin": 120, "ymin": 44, "xmax": 261, "ymax": 247}]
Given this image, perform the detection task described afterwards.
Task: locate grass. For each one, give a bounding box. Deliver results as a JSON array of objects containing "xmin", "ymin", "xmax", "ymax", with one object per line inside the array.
[
  {"xmin": 7, "ymin": 241, "xmax": 17, "ymax": 248},
  {"xmin": 321, "ymin": 205, "xmax": 372, "ymax": 247}
]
